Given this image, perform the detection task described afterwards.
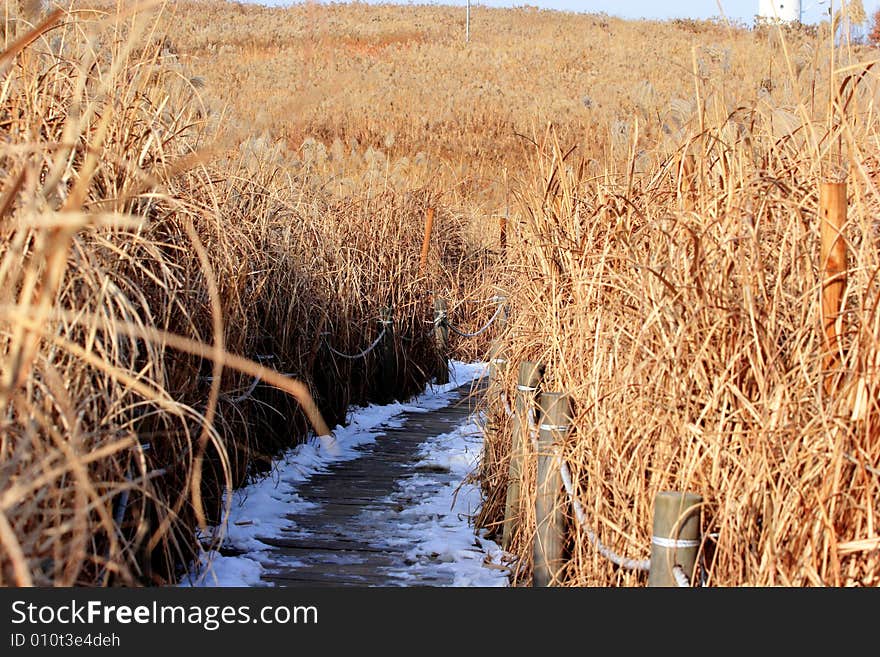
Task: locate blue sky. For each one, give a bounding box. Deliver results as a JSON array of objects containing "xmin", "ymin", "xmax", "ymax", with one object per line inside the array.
[{"xmin": 245, "ymin": 1, "xmax": 880, "ymax": 25}]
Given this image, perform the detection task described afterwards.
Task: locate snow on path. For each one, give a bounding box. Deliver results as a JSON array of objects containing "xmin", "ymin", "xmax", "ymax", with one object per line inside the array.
[{"xmin": 179, "ymin": 361, "xmax": 509, "ymax": 587}]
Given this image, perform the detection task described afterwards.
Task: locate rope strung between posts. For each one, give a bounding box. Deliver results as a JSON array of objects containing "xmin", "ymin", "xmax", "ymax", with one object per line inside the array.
[
  {"xmin": 498, "ymin": 394, "xmax": 689, "ymax": 578},
  {"xmin": 318, "ymin": 292, "xmax": 506, "ymax": 351},
  {"xmin": 203, "ymin": 357, "xmax": 291, "ymax": 404},
  {"xmin": 322, "ymin": 318, "xmax": 391, "ymax": 360},
  {"xmin": 229, "ymin": 375, "xmax": 261, "ymax": 403},
  {"xmin": 558, "ymin": 459, "xmax": 652, "ymax": 572},
  {"xmin": 445, "ymin": 300, "xmax": 506, "ymax": 338},
  {"xmin": 460, "ymin": 294, "xmax": 509, "ymax": 305},
  {"xmin": 506, "ymin": 401, "xmax": 650, "ymax": 570}
]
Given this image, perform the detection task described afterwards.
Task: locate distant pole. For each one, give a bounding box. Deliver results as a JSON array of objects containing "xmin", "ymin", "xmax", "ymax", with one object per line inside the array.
[
  {"xmin": 466, "ymin": 0, "xmax": 470, "ymax": 43},
  {"xmin": 433, "ymin": 297, "xmax": 449, "ymax": 384},
  {"xmin": 418, "ymin": 207, "xmax": 435, "ymax": 278}
]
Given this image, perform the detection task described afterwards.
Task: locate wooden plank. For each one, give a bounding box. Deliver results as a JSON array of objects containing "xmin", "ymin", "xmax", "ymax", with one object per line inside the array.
[
  {"xmin": 257, "ymin": 536, "xmax": 399, "ymax": 553},
  {"xmin": 262, "ymin": 572, "xmax": 396, "ymax": 587},
  {"xmin": 287, "ymin": 498, "xmax": 401, "ymax": 507},
  {"xmin": 268, "ymin": 560, "xmax": 406, "ymax": 576},
  {"xmin": 285, "ymin": 506, "xmax": 393, "ymax": 520}
]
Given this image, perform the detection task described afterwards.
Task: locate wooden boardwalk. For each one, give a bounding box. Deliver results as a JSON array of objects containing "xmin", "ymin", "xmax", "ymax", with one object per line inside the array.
[{"xmin": 257, "ymin": 379, "xmax": 488, "ymax": 587}]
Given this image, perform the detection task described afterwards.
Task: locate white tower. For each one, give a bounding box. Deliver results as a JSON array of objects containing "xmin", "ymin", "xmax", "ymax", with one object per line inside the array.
[{"xmin": 757, "ymin": 0, "xmax": 802, "ymax": 23}]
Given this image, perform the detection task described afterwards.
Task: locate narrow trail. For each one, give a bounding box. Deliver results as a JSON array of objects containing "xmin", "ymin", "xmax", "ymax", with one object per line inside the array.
[
  {"xmin": 183, "ymin": 362, "xmax": 509, "ymax": 588},
  {"xmin": 260, "ymin": 381, "xmax": 484, "ymax": 586}
]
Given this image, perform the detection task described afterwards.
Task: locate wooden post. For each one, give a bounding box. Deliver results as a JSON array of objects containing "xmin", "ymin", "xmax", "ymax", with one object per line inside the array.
[
  {"xmin": 533, "ymin": 391, "xmax": 570, "ymax": 587},
  {"xmin": 489, "ymin": 344, "xmax": 506, "ymax": 378},
  {"xmin": 484, "ymin": 340, "xmax": 507, "ymax": 495},
  {"xmin": 501, "ymin": 360, "xmax": 544, "ymax": 550},
  {"xmin": 484, "ymin": 296, "xmax": 509, "ymax": 499},
  {"xmin": 488, "ymin": 297, "xmax": 509, "ymax": 393},
  {"xmin": 820, "ymin": 181, "xmax": 847, "ymax": 388},
  {"xmin": 647, "ymin": 491, "xmax": 702, "ymax": 587},
  {"xmin": 418, "ymin": 207, "xmax": 435, "ymax": 278},
  {"xmin": 487, "ymin": 298, "xmax": 508, "ymax": 391},
  {"xmin": 433, "ymin": 297, "xmax": 449, "ymax": 384},
  {"xmin": 502, "ymin": 166, "xmax": 509, "ymax": 258},
  {"xmin": 377, "ymin": 306, "xmax": 396, "ymax": 402}
]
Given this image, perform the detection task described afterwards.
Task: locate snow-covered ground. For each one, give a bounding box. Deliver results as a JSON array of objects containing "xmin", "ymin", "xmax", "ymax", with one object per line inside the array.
[
  {"xmin": 379, "ymin": 413, "xmax": 509, "ymax": 586},
  {"xmin": 179, "ymin": 361, "xmax": 510, "ymax": 587}
]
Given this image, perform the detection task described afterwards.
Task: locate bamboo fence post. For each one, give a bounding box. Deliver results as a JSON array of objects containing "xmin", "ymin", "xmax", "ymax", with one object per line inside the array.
[
  {"xmin": 418, "ymin": 207, "xmax": 435, "ymax": 278},
  {"xmin": 487, "ymin": 299, "xmax": 508, "ymax": 414},
  {"xmin": 820, "ymin": 181, "xmax": 847, "ymax": 390},
  {"xmin": 647, "ymin": 491, "xmax": 702, "ymax": 587},
  {"xmin": 485, "ymin": 296, "xmax": 509, "ymax": 494},
  {"xmin": 533, "ymin": 391, "xmax": 571, "ymax": 587},
  {"xmin": 433, "ymin": 297, "xmax": 449, "ymax": 384},
  {"xmin": 488, "ymin": 342, "xmax": 507, "ymax": 393},
  {"xmin": 501, "ymin": 360, "xmax": 544, "ymax": 550},
  {"xmin": 502, "ymin": 166, "xmax": 509, "ymax": 257},
  {"xmin": 378, "ymin": 306, "xmax": 396, "ymax": 402}
]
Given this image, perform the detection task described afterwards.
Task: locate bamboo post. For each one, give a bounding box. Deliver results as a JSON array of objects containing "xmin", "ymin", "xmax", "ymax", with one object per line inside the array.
[
  {"xmin": 502, "ymin": 166, "xmax": 510, "ymax": 257},
  {"xmin": 487, "ymin": 301, "xmax": 508, "ymax": 417},
  {"xmin": 496, "ymin": 295, "xmax": 508, "ymax": 333},
  {"xmin": 484, "ymin": 296, "xmax": 509, "ymax": 497},
  {"xmin": 820, "ymin": 181, "xmax": 847, "ymax": 388},
  {"xmin": 377, "ymin": 306, "xmax": 396, "ymax": 402},
  {"xmin": 647, "ymin": 491, "xmax": 702, "ymax": 587},
  {"xmin": 501, "ymin": 360, "xmax": 544, "ymax": 550},
  {"xmin": 488, "ymin": 342, "xmax": 507, "ymax": 390},
  {"xmin": 418, "ymin": 207, "xmax": 435, "ymax": 278},
  {"xmin": 533, "ymin": 391, "xmax": 570, "ymax": 587},
  {"xmin": 433, "ymin": 297, "xmax": 449, "ymax": 384}
]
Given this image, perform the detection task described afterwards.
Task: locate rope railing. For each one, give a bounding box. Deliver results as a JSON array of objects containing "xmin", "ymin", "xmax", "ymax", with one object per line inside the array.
[
  {"xmin": 458, "ymin": 294, "xmax": 509, "ymax": 305},
  {"xmin": 491, "ymin": 365, "xmax": 703, "ymax": 587},
  {"xmin": 228, "ymin": 375, "xmax": 262, "ymax": 403},
  {"xmin": 322, "ymin": 325, "xmax": 388, "ymax": 360},
  {"xmin": 269, "ymin": 292, "xmax": 508, "ymax": 363},
  {"xmin": 447, "ymin": 301, "xmax": 506, "ymax": 338},
  {"xmin": 341, "ymin": 296, "xmax": 508, "ymax": 347},
  {"xmin": 559, "ymin": 459, "xmax": 651, "ymax": 572},
  {"xmin": 198, "ymin": 354, "xmax": 295, "ymax": 404}
]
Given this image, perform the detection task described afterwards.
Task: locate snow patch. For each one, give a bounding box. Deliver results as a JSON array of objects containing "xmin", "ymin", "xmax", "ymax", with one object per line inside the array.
[{"xmin": 180, "ymin": 360, "xmax": 505, "ymax": 587}]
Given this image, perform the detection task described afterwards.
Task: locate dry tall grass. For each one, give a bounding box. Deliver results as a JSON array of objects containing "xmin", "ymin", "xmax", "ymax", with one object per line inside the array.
[
  {"xmin": 0, "ymin": 2, "xmax": 491, "ymax": 585},
  {"xmin": 4, "ymin": 0, "xmax": 880, "ymax": 587},
  {"xmin": 479, "ymin": 28, "xmax": 880, "ymax": 586}
]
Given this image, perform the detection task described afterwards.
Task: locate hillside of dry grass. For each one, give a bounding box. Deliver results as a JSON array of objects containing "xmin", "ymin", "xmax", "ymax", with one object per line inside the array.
[{"xmin": 155, "ymin": 3, "xmax": 844, "ymax": 203}]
